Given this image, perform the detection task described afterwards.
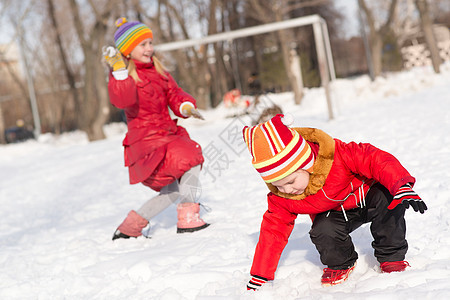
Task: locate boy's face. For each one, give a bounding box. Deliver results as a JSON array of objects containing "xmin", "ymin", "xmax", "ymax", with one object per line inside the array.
[{"xmin": 271, "ymin": 169, "xmax": 310, "ymax": 195}]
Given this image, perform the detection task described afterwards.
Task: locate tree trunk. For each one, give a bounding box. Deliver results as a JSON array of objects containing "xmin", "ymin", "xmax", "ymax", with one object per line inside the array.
[
  {"xmin": 359, "ymin": 0, "xmax": 398, "ymax": 77},
  {"xmin": 415, "ymin": 0, "xmax": 441, "ymax": 73},
  {"xmin": 247, "ymin": 0, "xmax": 307, "ymax": 104},
  {"xmin": 278, "ymin": 29, "xmax": 304, "ymax": 104},
  {"xmin": 155, "ymin": 0, "xmax": 211, "ymax": 109},
  {"xmin": 370, "ymin": 33, "xmax": 383, "ymax": 77},
  {"xmin": 273, "ymin": 10, "xmax": 303, "ymax": 104},
  {"xmin": 0, "ymin": 104, "xmax": 5, "ymax": 144},
  {"xmin": 213, "ymin": 42, "xmax": 230, "ymax": 106},
  {"xmin": 68, "ymin": 0, "xmax": 115, "ymax": 141},
  {"xmin": 47, "ymin": 0, "xmax": 81, "ymax": 129}
]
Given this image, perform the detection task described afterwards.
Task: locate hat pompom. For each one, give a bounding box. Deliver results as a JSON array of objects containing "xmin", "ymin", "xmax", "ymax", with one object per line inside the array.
[
  {"xmin": 281, "ymin": 113, "xmax": 294, "ymax": 127},
  {"xmin": 115, "ymin": 17, "xmax": 127, "ymax": 28}
]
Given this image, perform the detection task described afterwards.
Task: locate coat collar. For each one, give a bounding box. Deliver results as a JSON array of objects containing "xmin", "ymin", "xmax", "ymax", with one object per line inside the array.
[
  {"xmin": 133, "ymin": 58, "xmax": 154, "ymax": 70},
  {"xmin": 266, "ymin": 128, "xmax": 335, "ymax": 200}
]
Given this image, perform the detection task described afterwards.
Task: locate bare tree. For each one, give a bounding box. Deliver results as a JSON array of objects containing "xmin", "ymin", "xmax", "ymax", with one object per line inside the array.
[
  {"xmin": 245, "ymin": 0, "xmax": 330, "ymax": 104},
  {"xmin": 133, "ymin": 0, "xmax": 221, "ymax": 109},
  {"xmin": 46, "ymin": 0, "xmax": 80, "ymax": 132},
  {"xmin": 0, "ymin": 105, "xmax": 4, "ymax": 143},
  {"xmin": 247, "ymin": 0, "xmax": 299, "ymax": 104},
  {"xmin": 0, "ymin": 3, "xmax": 5, "ymax": 143},
  {"xmin": 358, "ymin": 0, "xmax": 399, "ymax": 77},
  {"xmin": 414, "ymin": 0, "xmax": 441, "ymax": 73},
  {"xmin": 210, "ymin": 2, "xmax": 232, "ymax": 106},
  {"xmin": 68, "ymin": 0, "xmax": 117, "ymax": 141},
  {"xmin": 0, "ymin": 1, "xmax": 35, "ymax": 142},
  {"xmin": 165, "ymin": 0, "xmax": 213, "ymax": 108}
]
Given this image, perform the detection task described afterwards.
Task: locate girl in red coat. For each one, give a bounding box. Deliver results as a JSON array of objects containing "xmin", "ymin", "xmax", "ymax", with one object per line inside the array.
[
  {"xmin": 103, "ymin": 18, "xmax": 209, "ymax": 240},
  {"xmin": 242, "ymin": 114, "xmax": 427, "ymax": 290}
]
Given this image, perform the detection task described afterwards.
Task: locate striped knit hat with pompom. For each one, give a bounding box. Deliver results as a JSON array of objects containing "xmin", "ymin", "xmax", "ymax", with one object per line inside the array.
[
  {"xmin": 242, "ymin": 114, "xmax": 315, "ymax": 183},
  {"xmin": 114, "ymin": 17, "xmax": 153, "ymax": 56}
]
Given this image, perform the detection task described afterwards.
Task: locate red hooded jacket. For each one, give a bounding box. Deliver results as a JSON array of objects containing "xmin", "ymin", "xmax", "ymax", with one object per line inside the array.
[
  {"xmin": 107, "ymin": 59, "xmax": 204, "ymax": 191},
  {"xmin": 250, "ymin": 128, "xmax": 415, "ymax": 280}
]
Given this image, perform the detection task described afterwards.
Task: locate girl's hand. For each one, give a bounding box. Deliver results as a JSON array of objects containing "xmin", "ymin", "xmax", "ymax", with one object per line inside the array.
[
  {"xmin": 102, "ymin": 46, "xmax": 126, "ymax": 71},
  {"xmin": 181, "ymin": 102, "xmax": 205, "ymax": 120}
]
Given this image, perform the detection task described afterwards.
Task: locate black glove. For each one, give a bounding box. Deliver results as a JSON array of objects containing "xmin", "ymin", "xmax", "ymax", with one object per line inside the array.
[{"xmin": 388, "ymin": 183, "xmax": 427, "ymax": 213}]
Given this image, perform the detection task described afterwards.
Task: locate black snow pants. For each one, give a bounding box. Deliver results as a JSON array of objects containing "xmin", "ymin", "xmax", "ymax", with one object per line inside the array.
[{"xmin": 309, "ymin": 183, "xmax": 408, "ymax": 270}]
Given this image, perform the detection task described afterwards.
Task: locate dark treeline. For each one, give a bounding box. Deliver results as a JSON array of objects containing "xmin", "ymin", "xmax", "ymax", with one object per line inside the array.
[{"xmin": 0, "ymin": 0, "xmax": 448, "ymax": 142}]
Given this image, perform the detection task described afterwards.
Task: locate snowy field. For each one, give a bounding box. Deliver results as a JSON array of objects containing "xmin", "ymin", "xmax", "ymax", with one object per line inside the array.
[{"xmin": 1, "ymin": 63, "xmax": 449, "ymax": 299}]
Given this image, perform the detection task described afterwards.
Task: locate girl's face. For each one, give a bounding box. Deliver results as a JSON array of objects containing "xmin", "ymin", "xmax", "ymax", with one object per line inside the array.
[
  {"xmin": 271, "ymin": 169, "xmax": 310, "ymax": 195},
  {"xmin": 130, "ymin": 38, "xmax": 154, "ymax": 63}
]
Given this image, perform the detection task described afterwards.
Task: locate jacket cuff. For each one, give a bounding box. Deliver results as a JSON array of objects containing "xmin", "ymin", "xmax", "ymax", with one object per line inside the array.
[
  {"xmin": 179, "ymin": 101, "xmax": 195, "ymax": 117},
  {"xmin": 112, "ymin": 69, "xmax": 129, "ymax": 80},
  {"xmin": 391, "ymin": 176, "xmax": 416, "ymax": 195}
]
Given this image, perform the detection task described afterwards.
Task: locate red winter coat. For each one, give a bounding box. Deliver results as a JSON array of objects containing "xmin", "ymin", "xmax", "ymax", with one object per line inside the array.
[
  {"xmin": 108, "ymin": 59, "xmax": 204, "ymax": 191},
  {"xmin": 250, "ymin": 128, "xmax": 415, "ymax": 280}
]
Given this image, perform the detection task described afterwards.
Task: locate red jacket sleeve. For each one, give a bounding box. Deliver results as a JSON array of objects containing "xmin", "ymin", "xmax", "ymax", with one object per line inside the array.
[
  {"xmin": 250, "ymin": 194, "xmax": 297, "ymax": 280},
  {"xmin": 107, "ymin": 73, "xmax": 138, "ymax": 109},
  {"xmin": 336, "ymin": 140, "xmax": 415, "ymax": 195}
]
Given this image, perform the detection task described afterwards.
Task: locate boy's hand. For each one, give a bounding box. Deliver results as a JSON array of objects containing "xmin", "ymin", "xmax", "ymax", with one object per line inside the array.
[
  {"xmin": 388, "ymin": 183, "xmax": 427, "ymax": 213},
  {"xmin": 102, "ymin": 46, "xmax": 126, "ymax": 71},
  {"xmin": 247, "ymin": 275, "xmax": 267, "ymax": 291}
]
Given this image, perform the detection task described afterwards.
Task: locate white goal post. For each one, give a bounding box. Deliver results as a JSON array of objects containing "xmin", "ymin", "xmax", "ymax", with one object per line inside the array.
[{"xmin": 155, "ymin": 14, "xmax": 336, "ymax": 120}]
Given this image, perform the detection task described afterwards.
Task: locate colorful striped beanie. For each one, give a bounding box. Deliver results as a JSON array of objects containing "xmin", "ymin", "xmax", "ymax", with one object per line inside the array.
[
  {"xmin": 114, "ymin": 17, "xmax": 153, "ymax": 57},
  {"xmin": 242, "ymin": 114, "xmax": 315, "ymax": 183}
]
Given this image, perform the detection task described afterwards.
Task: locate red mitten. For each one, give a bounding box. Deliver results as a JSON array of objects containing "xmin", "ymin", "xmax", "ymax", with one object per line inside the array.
[{"xmin": 388, "ymin": 183, "xmax": 427, "ymax": 213}]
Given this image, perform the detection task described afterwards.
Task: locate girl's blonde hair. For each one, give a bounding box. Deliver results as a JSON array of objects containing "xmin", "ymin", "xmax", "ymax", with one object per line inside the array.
[{"xmin": 127, "ymin": 55, "xmax": 167, "ymax": 82}]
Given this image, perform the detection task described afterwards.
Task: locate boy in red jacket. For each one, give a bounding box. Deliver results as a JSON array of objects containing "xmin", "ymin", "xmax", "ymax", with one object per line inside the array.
[{"xmin": 243, "ymin": 114, "xmax": 427, "ymax": 290}]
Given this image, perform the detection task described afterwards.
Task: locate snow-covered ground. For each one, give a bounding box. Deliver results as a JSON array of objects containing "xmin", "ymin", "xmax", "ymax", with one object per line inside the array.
[{"xmin": 1, "ymin": 63, "xmax": 449, "ymax": 299}]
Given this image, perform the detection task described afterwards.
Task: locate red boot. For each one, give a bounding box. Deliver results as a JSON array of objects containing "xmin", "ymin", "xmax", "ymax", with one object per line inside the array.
[
  {"xmin": 380, "ymin": 261, "xmax": 410, "ymax": 273},
  {"xmin": 112, "ymin": 210, "xmax": 149, "ymax": 240},
  {"xmin": 176, "ymin": 203, "xmax": 209, "ymax": 233},
  {"xmin": 321, "ymin": 263, "xmax": 356, "ymax": 286}
]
